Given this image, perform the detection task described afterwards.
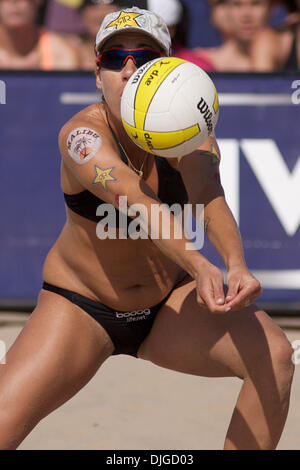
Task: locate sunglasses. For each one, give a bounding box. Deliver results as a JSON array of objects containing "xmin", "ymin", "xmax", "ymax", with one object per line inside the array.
[{"xmin": 96, "ymin": 47, "xmax": 163, "ymax": 70}]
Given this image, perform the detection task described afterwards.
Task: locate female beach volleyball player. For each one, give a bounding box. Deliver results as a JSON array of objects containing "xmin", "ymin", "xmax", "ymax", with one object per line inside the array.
[{"xmin": 1, "ymin": 7, "xmax": 294, "ymax": 450}]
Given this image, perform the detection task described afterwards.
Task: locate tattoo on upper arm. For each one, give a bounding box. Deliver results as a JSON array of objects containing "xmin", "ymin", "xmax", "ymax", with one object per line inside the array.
[
  {"xmin": 93, "ymin": 165, "xmax": 117, "ymax": 191},
  {"xmin": 67, "ymin": 127, "xmax": 102, "ymax": 164},
  {"xmin": 198, "ymin": 142, "xmax": 221, "ymax": 167}
]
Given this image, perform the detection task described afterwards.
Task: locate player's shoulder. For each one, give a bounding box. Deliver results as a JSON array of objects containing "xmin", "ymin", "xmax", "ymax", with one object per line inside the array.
[
  {"xmin": 193, "ymin": 134, "xmax": 220, "ymax": 157},
  {"xmin": 58, "ymin": 104, "xmax": 112, "ymax": 163},
  {"xmin": 59, "ymin": 105, "xmax": 107, "ymax": 144}
]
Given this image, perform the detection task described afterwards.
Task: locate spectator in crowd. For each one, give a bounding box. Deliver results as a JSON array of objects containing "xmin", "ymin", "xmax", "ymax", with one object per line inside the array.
[
  {"xmin": 194, "ymin": 0, "xmax": 275, "ymax": 71},
  {"xmin": 146, "ymin": 0, "xmax": 216, "ymax": 70},
  {"xmin": 44, "ymin": 0, "xmax": 87, "ymax": 35},
  {"xmin": 209, "ymin": 0, "xmax": 233, "ymax": 41},
  {"xmin": 206, "ymin": 0, "xmax": 287, "ymax": 44},
  {"xmin": 76, "ymin": 0, "xmax": 216, "ymax": 71},
  {"xmin": 76, "ymin": 0, "xmax": 119, "ymax": 70},
  {"xmin": 251, "ymin": 0, "xmax": 300, "ymax": 70},
  {"xmin": 0, "ymin": 0, "xmax": 80, "ymax": 69}
]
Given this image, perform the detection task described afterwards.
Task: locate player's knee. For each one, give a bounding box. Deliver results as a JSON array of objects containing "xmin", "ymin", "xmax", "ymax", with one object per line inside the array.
[
  {"xmin": 269, "ymin": 333, "xmax": 295, "ymax": 380},
  {"xmin": 238, "ymin": 314, "xmax": 294, "ymax": 383},
  {"xmin": 252, "ymin": 311, "xmax": 294, "ymax": 373},
  {"xmin": 250, "ymin": 328, "xmax": 295, "ymax": 389}
]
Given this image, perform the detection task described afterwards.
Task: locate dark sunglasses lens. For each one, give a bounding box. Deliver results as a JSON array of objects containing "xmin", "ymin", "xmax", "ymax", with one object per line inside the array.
[
  {"xmin": 100, "ymin": 51, "xmax": 124, "ymax": 70},
  {"xmin": 100, "ymin": 49, "xmax": 161, "ymax": 70},
  {"xmin": 135, "ymin": 50, "xmax": 161, "ymax": 67}
]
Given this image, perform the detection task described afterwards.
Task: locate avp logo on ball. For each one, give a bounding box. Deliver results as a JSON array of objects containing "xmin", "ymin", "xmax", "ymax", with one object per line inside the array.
[
  {"xmin": 145, "ymin": 69, "xmax": 159, "ymax": 86},
  {"xmin": 0, "ymin": 81, "xmax": 6, "ymax": 104},
  {"xmin": 144, "ymin": 132, "xmax": 154, "ymax": 151}
]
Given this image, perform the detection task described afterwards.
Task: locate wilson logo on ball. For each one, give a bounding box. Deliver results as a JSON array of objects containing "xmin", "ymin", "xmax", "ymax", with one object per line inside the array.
[
  {"xmin": 197, "ymin": 98, "xmax": 213, "ymax": 135},
  {"xmin": 121, "ymin": 57, "xmax": 219, "ymax": 158}
]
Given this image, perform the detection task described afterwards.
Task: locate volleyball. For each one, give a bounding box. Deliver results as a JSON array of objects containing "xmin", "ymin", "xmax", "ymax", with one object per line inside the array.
[{"xmin": 120, "ymin": 57, "xmax": 219, "ymax": 158}]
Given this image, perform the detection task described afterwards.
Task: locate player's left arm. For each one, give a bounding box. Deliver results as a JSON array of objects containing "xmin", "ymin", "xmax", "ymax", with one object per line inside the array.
[{"xmin": 176, "ymin": 135, "xmax": 262, "ymax": 311}]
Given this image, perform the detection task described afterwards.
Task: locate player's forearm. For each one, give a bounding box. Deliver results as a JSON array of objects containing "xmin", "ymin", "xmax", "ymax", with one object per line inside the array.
[
  {"xmin": 151, "ymin": 229, "xmax": 209, "ymax": 279},
  {"xmin": 140, "ymin": 202, "xmax": 211, "ymax": 278},
  {"xmin": 200, "ymin": 196, "xmax": 246, "ymax": 270}
]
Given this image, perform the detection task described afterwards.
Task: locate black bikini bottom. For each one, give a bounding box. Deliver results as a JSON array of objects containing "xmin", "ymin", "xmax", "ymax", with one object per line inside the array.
[{"xmin": 42, "ymin": 281, "xmax": 175, "ymax": 357}]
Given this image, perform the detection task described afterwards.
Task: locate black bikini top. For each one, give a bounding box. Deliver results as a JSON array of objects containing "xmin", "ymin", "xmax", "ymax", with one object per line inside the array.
[{"xmin": 63, "ymin": 125, "xmax": 188, "ymax": 226}]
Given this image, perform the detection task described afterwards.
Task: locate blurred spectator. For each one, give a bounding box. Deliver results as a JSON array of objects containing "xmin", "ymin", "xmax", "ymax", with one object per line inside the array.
[
  {"xmin": 209, "ymin": 0, "xmax": 233, "ymax": 41},
  {"xmin": 181, "ymin": 0, "xmax": 286, "ymax": 49},
  {"xmin": 45, "ymin": 0, "xmax": 88, "ymax": 34},
  {"xmin": 251, "ymin": 0, "xmax": 300, "ymax": 70},
  {"xmin": 74, "ymin": 0, "xmax": 216, "ymax": 71},
  {"xmin": 147, "ymin": 0, "xmax": 216, "ymax": 70},
  {"xmin": 281, "ymin": 0, "xmax": 300, "ymax": 23},
  {"xmin": 0, "ymin": 0, "xmax": 80, "ymax": 69},
  {"xmin": 183, "ymin": 0, "xmax": 224, "ymax": 47},
  {"xmin": 114, "ymin": 0, "xmax": 147, "ymax": 7},
  {"xmin": 194, "ymin": 0, "xmax": 274, "ymax": 71},
  {"xmin": 75, "ymin": 0, "xmax": 119, "ymax": 70},
  {"xmin": 37, "ymin": 0, "xmax": 48, "ymax": 25}
]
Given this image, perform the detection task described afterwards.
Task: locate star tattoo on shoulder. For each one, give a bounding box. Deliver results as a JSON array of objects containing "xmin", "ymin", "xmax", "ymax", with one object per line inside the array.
[{"xmin": 92, "ymin": 165, "xmax": 117, "ymax": 191}]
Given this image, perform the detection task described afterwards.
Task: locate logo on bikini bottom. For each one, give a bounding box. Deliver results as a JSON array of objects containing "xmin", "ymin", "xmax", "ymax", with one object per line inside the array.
[{"xmin": 115, "ymin": 308, "xmax": 151, "ymax": 322}]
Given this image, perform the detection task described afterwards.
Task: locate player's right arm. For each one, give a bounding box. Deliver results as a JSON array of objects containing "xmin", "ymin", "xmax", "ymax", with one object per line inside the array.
[{"xmin": 59, "ymin": 120, "xmax": 229, "ymax": 313}]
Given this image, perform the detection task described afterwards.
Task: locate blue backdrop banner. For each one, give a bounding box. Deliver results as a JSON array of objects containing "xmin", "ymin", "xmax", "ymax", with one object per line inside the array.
[{"xmin": 0, "ymin": 71, "xmax": 299, "ymax": 307}]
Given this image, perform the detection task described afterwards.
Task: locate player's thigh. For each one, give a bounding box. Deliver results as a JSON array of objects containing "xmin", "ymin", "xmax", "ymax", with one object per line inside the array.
[
  {"xmin": 0, "ymin": 289, "xmax": 114, "ymax": 423},
  {"xmin": 138, "ymin": 277, "xmax": 291, "ymax": 379}
]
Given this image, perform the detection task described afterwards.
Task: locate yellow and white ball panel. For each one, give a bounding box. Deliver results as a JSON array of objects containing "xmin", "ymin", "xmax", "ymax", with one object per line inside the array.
[
  {"xmin": 176, "ymin": 71, "xmax": 219, "ymax": 131},
  {"xmin": 120, "ymin": 59, "xmax": 158, "ymax": 128},
  {"xmin": 121, "ymin": 57, "xmax": 219, "ymax": 158},
  {"xmin": 144, "ymin": 62, "xmax": 201, "ymax": 131},
  {"xmin": 151, "ymin": 128, "xmax": 203, "ymax": 158},
  {"xmin": 121, "ymin": 57, "xmax": 186, "ymax": 129}
]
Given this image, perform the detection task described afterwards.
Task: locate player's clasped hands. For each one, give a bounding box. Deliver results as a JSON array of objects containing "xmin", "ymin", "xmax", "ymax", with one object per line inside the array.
[{"xmin": 195, "ymin": 262, "xmax": 262, "ymax": 314}]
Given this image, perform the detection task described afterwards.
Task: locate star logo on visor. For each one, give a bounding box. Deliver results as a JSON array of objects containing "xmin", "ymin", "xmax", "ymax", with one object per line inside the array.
[
  {"xmin": 93, "ymin": 165, "xmax": 117, "ymax": 191},
  {"xmin": 106, "ymin": 11, "xmax": 142, "ymax": 30}
]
